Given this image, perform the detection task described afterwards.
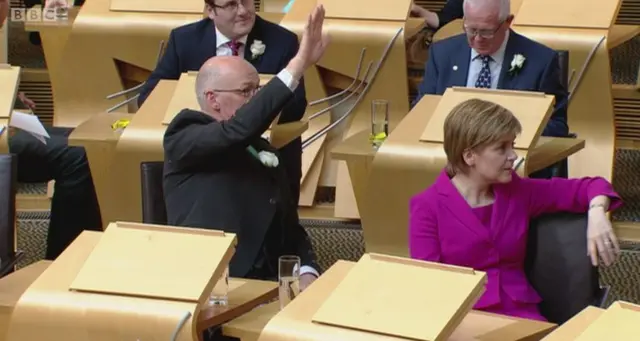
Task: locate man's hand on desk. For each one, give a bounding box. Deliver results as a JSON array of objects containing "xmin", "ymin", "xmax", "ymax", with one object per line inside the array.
[
  {"xmin": 299, "ymin": 273, "xmax": 317, "ymax": 292},
  {"xmin": 17, "ymin": 92, "xmax": 36, "ymax": 111}
]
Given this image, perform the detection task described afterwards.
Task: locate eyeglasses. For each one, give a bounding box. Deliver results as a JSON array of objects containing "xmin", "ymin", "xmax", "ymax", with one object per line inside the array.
[
  {"xmin": 210, "ymin": 0, "xmax": 251, "ymax": 13},
  {"xmin": 462, "ymin": 21, "xmax": 504, "ymax": 39},
  {"xmin": 207, "ymin": 85, "xmax": 261, "ymax": 98}
]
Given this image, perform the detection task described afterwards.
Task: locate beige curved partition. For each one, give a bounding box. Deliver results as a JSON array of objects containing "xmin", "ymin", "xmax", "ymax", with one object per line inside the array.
[
  {"xmin": 0, "ymin": 65, "xmax": 20, "ymax": 154},
  {"xmin": 7, "ymin": 223, "xmax": 237, "ymax": 341},
  {"xmin": 51, "ymin": 0, "xmax": 203, "ymax": 127},
  {"xmin": 511, "ymin": 0, "xmax": 621, "ymax": 181},
  {"xmin": 280, "ymin": 0, "xmax": 411, "ymax": 219}
]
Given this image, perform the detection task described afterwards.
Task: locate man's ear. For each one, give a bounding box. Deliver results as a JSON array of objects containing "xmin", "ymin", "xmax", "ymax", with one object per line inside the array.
[{"xmin": 505, "ymin": 14, "xmax": 514, "ymax": 27}]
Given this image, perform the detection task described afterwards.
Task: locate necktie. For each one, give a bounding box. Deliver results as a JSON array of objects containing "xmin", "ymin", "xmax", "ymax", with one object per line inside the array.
[
  {"xmin": 475, "ymin": 55, "xmax": 493, "ymax": 89},
  {"xmin": 228, "ymin": 40, "xmax": 242, "ymax": 56}
]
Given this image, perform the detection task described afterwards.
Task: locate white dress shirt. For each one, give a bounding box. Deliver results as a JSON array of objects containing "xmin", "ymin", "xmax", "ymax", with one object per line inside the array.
[
  {"xmin": 465, "ymin": 31, "xmax": 510, "ymax": 89},
  {"xmin": 215, "ymin": 27, "xmax": 248, "ymax": 56}
]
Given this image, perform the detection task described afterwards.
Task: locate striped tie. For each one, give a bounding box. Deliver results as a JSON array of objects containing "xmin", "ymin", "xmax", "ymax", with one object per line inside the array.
[{"xmin": 228, "ymin": 40, "xmax": 242, "ymax": 56}]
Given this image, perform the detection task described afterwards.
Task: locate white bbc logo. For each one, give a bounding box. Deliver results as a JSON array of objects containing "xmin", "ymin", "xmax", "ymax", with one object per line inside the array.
[{"xmin": 9, "ymin": 8, "xmax": 66, "ymax": 22}]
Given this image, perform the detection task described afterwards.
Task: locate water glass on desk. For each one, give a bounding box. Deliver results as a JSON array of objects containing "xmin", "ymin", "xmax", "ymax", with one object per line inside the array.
[
  {"xmin": 370, "ymin": 99, "xmax": 389, "ymax": 149},
  {"xmin": 208, "ymin": 266, "xmax": 229, "ymax": 306},
  {"xmin": 278, "ymin": 255, "xmax": 301, "ymax": 310}
]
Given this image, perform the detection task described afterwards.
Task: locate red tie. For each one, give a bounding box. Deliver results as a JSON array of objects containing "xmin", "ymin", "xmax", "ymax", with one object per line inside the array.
[{"xmin": 228, "ymin": 40, "xmax": 242, "ymax": 56}]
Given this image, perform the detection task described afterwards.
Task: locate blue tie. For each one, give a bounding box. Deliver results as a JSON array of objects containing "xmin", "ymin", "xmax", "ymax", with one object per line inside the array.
[{"xmin": 475, "ymin": 55, "xmax": 492, "ymax": 89}]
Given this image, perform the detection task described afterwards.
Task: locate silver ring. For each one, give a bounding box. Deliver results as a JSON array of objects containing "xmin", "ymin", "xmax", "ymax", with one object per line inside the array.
[{"xmin": 604, "ymin": 240, "xmax": 612, "ymax": 247}]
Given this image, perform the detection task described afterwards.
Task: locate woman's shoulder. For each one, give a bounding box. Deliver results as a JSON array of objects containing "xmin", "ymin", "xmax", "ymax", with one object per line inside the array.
[{"xmin": 410, "ymin": 185, "xmax": 439, "ymax": 208}]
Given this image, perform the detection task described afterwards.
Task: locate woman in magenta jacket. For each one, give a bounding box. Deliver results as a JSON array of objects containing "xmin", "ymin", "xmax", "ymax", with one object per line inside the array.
[{"xmin": 409, "ymin": 98, "xmax": 622, "ymax": 321}]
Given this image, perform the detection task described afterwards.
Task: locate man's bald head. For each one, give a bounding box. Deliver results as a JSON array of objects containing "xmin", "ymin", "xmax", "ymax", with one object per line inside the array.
[{"xmin": 195, "ymin": 56, "xmax": 261, "ymax": 120}]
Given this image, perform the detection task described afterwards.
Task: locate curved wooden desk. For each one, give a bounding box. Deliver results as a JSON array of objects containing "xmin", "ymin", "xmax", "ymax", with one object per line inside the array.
[
  {"xmin": 223, "ymin": 261, "xmax": 556, "ymax": 341},
  {"xmin": 6, "ymin": 229, "xmax": 278, "ymax": 341}
]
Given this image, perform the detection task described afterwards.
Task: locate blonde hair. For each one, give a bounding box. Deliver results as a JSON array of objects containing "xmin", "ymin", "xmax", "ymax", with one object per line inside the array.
[{"xmin": 443, "ymin": 98, "xmax": 522, "ymax": 175}]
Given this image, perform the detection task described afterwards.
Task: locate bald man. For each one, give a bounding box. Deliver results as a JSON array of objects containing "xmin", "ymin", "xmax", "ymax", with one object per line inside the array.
[{"xmin": 163, "ymin": 5, "xmax": 328, "ymax": 289}]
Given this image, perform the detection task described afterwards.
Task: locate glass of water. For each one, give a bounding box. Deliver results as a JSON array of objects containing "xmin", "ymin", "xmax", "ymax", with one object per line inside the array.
[
  {"xmin": 208, "ymin": 266, "xmax": 229, "ymax": 306},
  {"xmin": 278, "ymin": 255, "xmax": 301, "ymax": 310},
  {"xmin": 370, "ymin": 99, "xmax": 389, "ymax": 149}
]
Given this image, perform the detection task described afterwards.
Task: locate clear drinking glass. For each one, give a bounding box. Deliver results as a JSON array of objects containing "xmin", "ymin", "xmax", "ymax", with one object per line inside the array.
[
  {"xmin": 370, "ymin": 99, "xmax": 389, "ymax": 149},
  {"xmin": 278, "ymin": 255, "xmax": 301, "ymax": 310},
  {"xmin": 208, "ymin": 266, "xmax": 229, "ymax": 306}
]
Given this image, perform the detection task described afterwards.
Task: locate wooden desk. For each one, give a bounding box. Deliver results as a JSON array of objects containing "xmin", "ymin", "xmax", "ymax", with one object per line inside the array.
[
  {"xmin": 0, "ymin": 261, "xmax": 51, "ymax": 339},
  {"xmin": 68, "ymin": 112, "xmax": 134, "ymax": 228},
  {"xmin": 197, "ymin": 279, "xmax": 278, "ymax": 333},
  {"xmin": 224, "ymin": 261, "xmax": 556, "ymax": 341},
  {"xmin": 541, "ymin": 306, "xmax": 604, "ymax": 341},
  {"xmin": 5, "ymin": 232, "xmax": 277, "ymax": 341}
]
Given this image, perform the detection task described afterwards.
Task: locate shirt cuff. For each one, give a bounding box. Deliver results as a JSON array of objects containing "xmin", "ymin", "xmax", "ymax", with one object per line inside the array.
[
  {"xmin": 276, "ymin": 68, "xmax": 300, "ymax": 92},
  {"xmin": 300, "ymin": 265, "xmax": 319, "ymax": 278}
]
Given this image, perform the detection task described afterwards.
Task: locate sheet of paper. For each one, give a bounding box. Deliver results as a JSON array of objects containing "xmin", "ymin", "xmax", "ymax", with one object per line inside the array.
[
  {"xmin": 0, "ymin": 125, "xmax": 5, "ymax": 137},
  {"xmin": 9, "ymin": 111, "xmax": 49, "ymax": 144}
]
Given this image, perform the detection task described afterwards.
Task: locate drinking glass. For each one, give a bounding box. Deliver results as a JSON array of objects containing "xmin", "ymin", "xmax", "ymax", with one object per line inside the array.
[
  {"xmin": 208, "ymin": 266, "xmax": 229, "ymax": 306},
  {"xmin": 370, "ymin": 99, "xmax": 389, "ymax": 149},
  {"xmin": 278, "ymin": 255, "xmax": 301, "ymax": 310}
]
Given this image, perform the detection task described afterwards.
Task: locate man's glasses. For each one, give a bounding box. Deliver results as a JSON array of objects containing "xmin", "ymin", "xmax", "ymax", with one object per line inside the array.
[
  {"xmin": 210, "ymin": 0, "xmax": 251, "ymax": 13},
  {"xmin": 207, "ymin": 85, "xmax": 261, "ymax": 98},
  {"xmin": 462, "ymin": 21, "xmax": 504, "ymax": 39}
]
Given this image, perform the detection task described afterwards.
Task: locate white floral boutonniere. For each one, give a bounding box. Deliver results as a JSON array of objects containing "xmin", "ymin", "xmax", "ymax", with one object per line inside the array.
[
  {"xmin": 250, "ymin": 40, "xmax": 266, "ymax": 60},
  {"xmin": 247, "ymin": 146, "xmax": 279, "ymax": 168},
  {"xmin": 508, "ymin": 54, "xmax": 526, "ymax": 76}
]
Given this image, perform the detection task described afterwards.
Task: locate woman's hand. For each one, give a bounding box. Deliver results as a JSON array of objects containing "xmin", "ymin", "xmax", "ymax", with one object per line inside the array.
[{"xmin": 587, "ymin": 205, "xmax": 619, "ymax": 266}]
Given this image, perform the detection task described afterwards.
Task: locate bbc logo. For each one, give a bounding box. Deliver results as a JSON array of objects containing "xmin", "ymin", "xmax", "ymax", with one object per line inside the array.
[{"xmin": 10, "ymin": 8, "xmax": 68, "ymax": 22}]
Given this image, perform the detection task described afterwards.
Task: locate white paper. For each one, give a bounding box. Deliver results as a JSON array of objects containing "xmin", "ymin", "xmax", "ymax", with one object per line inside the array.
[
  {"xmin": 9, "ymin": 111, "xmax": 49, "ymax": 144},
  {"xmin": 0, "ymin": 125, "xmax": 5, "ymax": 137}
]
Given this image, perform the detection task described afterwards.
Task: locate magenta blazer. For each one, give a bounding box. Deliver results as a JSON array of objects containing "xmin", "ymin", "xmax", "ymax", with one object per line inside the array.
[{"xmin": 409, "ymin": 169, "xmax": 621, "ymax": 310}]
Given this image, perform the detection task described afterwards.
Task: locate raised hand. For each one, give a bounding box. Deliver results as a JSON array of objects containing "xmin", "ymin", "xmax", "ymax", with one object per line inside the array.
[
  {"xmin": 285, "ymin": 4, "xmax": 329, "ymax": 78},
  {"xmin": 297, "ymin": 4, "xmax": 329, "ymax": 68}
]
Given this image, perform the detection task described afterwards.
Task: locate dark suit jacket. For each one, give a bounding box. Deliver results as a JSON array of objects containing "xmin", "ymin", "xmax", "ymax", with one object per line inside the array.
[
  {"xmin": 436, "ymin": 0, "xmax": 463, "ymax": 29},
  {"xmin": 140, "ymin": 16, "xmax": 307, "ymax": 203},
  {"xmin": 163, "ymin": 78, "xmax": 318, "ymax": 278},
  {"xmin": 415, "ymin": 31, "xmax": 569, "ymax": 138}
]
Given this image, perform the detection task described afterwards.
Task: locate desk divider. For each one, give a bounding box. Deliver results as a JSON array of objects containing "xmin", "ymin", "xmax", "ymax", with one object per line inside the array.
[
  {"xmin": 573, "ymin": 301, "xmax": 640, "ymax": 340},
  {"xmin": 70, "ymin": 222, "xmax": 236, "ymax": 302},
  {"xmin": 311, "ymin": 253, "xmax": 487, "ymax": 341},
  {"xmin": 419, "ymin": 87, "xmax": 555, "ymax": 152},
  {"xmin": 109, "ymin": 0, "xmax": 204, "ymax": 14}
]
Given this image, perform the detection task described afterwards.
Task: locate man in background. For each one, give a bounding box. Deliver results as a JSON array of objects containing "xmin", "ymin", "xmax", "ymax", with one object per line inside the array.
[
  {"xmin": 140, "ymin": 0, "xmax": 307, "ymax": 205},
  {"xmin": 1, "ymin": 0, "xmax": 102, "ymax": 259},
  {"xmin": 415, "ymin": 0, "xmax": 568, "ymax": 177}
]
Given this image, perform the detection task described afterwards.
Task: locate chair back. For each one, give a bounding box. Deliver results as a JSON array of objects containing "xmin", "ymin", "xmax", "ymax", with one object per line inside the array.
[
  {"xmin": 140, "ymin": 162, "xmax": 167, "ymax": 225},
  {"xmin": 525, "ymin": 212, "xmax": 600, "ymax": 324},
  {"xmin": 0, "ymin": 154, "xmax": 16, "ymax": 258},
  {"xmin": 556, "ymin": 50, "xmax": 570, "ymax": 90}
]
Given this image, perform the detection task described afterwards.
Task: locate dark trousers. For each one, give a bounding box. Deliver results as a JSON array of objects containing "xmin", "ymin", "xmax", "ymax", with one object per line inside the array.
[{"xmin": 9, "ymin": 127, "xmax": 102, "ymax": 260}]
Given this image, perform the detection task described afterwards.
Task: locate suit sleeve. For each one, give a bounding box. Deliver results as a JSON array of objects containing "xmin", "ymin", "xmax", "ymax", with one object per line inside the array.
[
  {"xmin": 518, "ymin": 175, "xmax": 622, "ymax": 218},
  {"xmin": 409, "ymin": 195, "xmax": 441, "ymax": 262},
  {"xmin": 138, "ymin": 30, "xmax": 181, "ymax": 107},
  {"xmin": 539, "ymin": 53, "xmax": 569, "ymax": 137},
  {"xmin": 277, "ymin": 36, "xmax": 307, "ymax": 124},
  {"xmin": 163, "ymin": 78, "xmax": 294, "ymax": 168},
  {"xmin": 436, "ymin": 0, "xmax": 464, "ymax": 29},
  {"xmin": 413, "ymin": 46, "xmax": 438, "ymax": 108}
]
